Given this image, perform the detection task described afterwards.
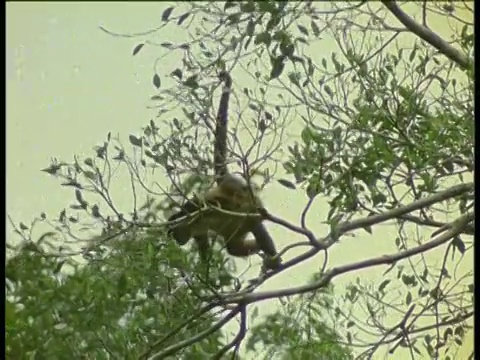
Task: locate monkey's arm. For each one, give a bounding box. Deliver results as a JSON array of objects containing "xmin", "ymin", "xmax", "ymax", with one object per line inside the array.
[
  {"xmin": 167, "ymin": 197, "xmax": 215, "ymax": 261},
  {"xmin": 167, "ymin": 198, "xmax": 203, "ymax": 245}
]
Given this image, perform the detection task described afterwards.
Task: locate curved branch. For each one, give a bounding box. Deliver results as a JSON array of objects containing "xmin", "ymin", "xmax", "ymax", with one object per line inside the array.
[
  {"xmin": 225, "ymin": 211, "xmax": 474, "ymax": 305},
  {"xmin": 381, "ymin": 1, "xmax": 471, "ymax": 70},
  {"xmin": 148, "ymin": 307, "xmax": 241, "ymax": 360}
]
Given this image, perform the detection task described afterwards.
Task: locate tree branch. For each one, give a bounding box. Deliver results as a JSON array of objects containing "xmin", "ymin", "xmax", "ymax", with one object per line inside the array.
[
  {"xmin": 337, "ymin": 182, "xmax": 473, "ymax": 235},
  {"xmin": 225, "ymin": 211, "xmax": 474, "ymax": 305},
  {"xmin": 381, "ymin": 1, "xmax": 471, "ymax": 70}
]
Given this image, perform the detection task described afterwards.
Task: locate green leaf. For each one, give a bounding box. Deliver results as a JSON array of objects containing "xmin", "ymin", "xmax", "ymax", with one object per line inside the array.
[
  {"xmin": 161, "ymin": 6, "xmax": 174, "ymax": 22},
  {"xmin": 83, "ymin": 171, "xmax": 96, "ymax": 181},
  {"xmin": 240, "ymin": 1, "xmax": 256, "ymax": 12},
  {"xmin": 277, "ymin": 179, "xmax": 296, "ymax": 190},
  {"xmin": 378, "ymin": 279, "xmax": 391, "ymax": 293},
  {"xmin": 75, "ymin": 189, "xmax": 88, "ymax": 209},
  {"xmin": 224, "ymin": 1, "xmax": 237, "ymax": 11},
  {"xmin": 226, "ymin": 13, "xmax": 240, "ymax": 25},
  {"xmin": 331, "ymin": 53, "xmax": 342, "ymax": 72},
  {"xmin": 246, "ymin": 19, "xmax": 255, "ymax": 36},
  {"xmin": 91, "ymin": 204, "xmax": 101, "ymax": 218},
  {"xmin": 297, "ymin": 24, "xmax": 308, "ymax": 36},
  {"xmin": 62, "ymin": 180, "xmax": 82, "ymax": 189},
  {"xmin": 153, "ymin": 73, "xmax": 161, "ymax": 88},
  {"xmin": 254, "ymin": 32, "xmax": 272, "ymax": 46},
  {"xmin": 307, "ymin": 57, "xmax": 314, "ymax": 76},
  {"xmin": 405, "ymin": 291, "xmax": 412, "ymax": 305},
  {"xmin": 132, "ymin": 43, "xmax": 145, "ymax": 56},
  {"xmin": 184, "ymin": 75, "xmax": 199, "ymax": 89},
  {"xmin": 177, "ymin": 12, "xmax": 190, "ymax": 25},
  {"xmin": 269, "ymin": 56, "xmax": 285, "ymax": 80},
  {"xmin": 171, "ymin": 68, "xmax": 183, "ymax": 79},
  {"xmin": 409, "ymin": 44, "xmax": 417, "ymax": 62},
  {"xmin": 116, "ymin": 273, "xmax": 128, "ymax": 298},
  {"xmin": 288, "ymin": 72, "xmax": 300, "ymax": 87},
  {"xmin": 129, "ymin": 135, "xmax": 143, "ymax": 147},
  {"xmin": 362, "ymin": 225, "xmax": 372, "ymax": 234},
  {"xmin": 279, "ymin": 41, "xmax": 294, "ymax": 58},
  {"xmin": 258, "ymin": 1, "xmax": 278, "ymax": 14},
  {"xmin": 324, "ymin": 85, "xmax": 333, "ymax": 97},
  {"xmin": 311, "ymin": 20, "xmax": 320, "ymax": 37},
  {"xmin": 451, "ymin": 236, "xmax": 465, "ymax": 255},
  {"xmin": 41, "ymin": 164, "xmax": 62, "ymax": 175}
]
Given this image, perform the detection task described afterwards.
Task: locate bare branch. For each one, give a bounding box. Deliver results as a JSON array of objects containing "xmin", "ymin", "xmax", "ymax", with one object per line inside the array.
[{"xmin": 381, "ymin": 1, "xmax": 471, "ymax": 70}]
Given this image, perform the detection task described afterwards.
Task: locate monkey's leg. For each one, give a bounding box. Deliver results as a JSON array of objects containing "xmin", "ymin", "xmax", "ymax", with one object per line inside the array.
[
  {"xmin": 194, "ymin": 235, "xmax": 212, "ymax": 262},
  {"xmin": 218, "ymin": 218, "xmax": 259, "ymax": 257},
  {"xmin": 250, "ymin": 222, "xmax": 277, "ymax": 256},
  {"xmin": 225, "ymin": 235, "xmax": 259, "ymax": 257},
  {"xmin": 250, "ymin": 222, "xmax": 282, "ymax": 269}
]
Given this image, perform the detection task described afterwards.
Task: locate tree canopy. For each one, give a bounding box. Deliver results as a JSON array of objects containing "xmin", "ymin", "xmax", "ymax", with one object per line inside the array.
[{"xmin": 7, "ymin": 2, "xmax": 473, "ymax": 359}]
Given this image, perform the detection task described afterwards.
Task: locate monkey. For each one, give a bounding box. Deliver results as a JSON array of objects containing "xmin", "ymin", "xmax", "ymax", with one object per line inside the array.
[
  {"xmin": 168, "ymin": 173, "xmax": 276, "ymax": 257},
  {"xmin": 166, "ymin": 71, "xmax": 281, "ymax": 270}
]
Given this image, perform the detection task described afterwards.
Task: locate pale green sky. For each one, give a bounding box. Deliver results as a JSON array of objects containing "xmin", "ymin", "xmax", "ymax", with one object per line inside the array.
[{"xmin": 6, "ymin": 3, "xmax": 473, "ymax": 358}]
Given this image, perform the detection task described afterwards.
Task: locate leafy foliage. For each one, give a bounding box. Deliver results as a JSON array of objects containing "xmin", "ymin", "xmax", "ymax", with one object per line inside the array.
[{"xmin": 8, "ymin": 1, "xmax": 474, "ymax": 359}]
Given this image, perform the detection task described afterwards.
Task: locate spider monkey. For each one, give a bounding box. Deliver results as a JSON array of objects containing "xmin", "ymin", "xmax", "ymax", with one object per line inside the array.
[{"xmin": 167, "ymin": 71, "xmax": 281, "ymax": 269}]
